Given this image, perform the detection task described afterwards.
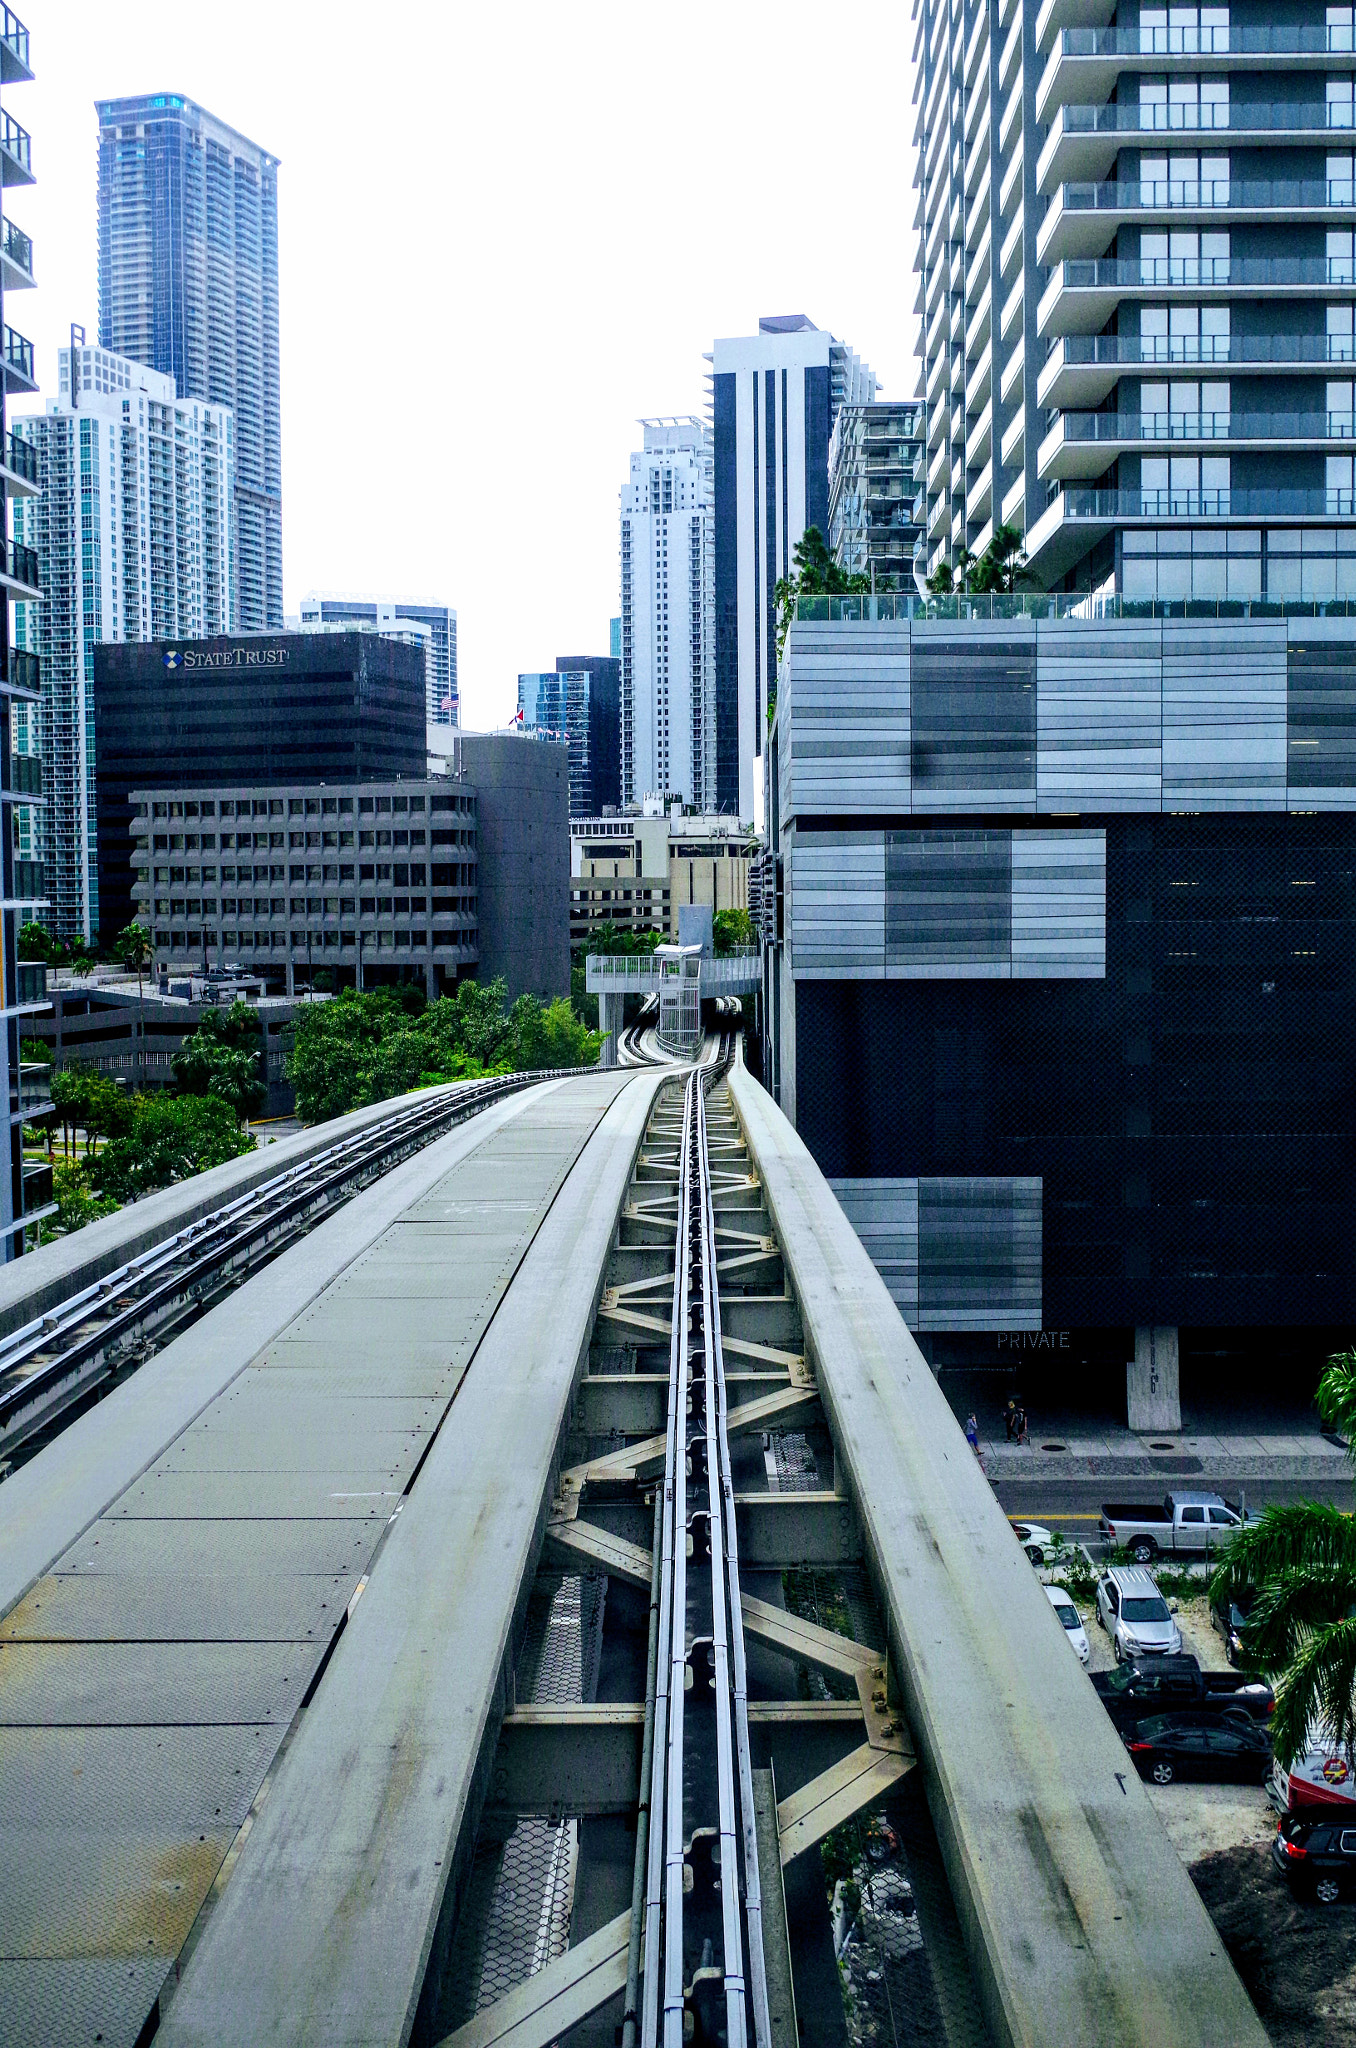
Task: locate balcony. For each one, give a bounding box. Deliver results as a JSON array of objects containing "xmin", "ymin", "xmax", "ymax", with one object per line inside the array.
[
  {"xmin": 8, "ymin": 646, "xmax": 39, "ymax": 696},
  {"xmin": 1038, "ymin": 100, "xmax": 1356, "ymax": 195},
  {"xmin": 0, "ymin": 215, "xmax": 32, "ymax": 293},
  {"xmin": 18, "ymin": 1065, "xmax": 51, "ymax": 1117},
  {"xmin": 1040, "ymin": 177, "xmax": 1356, "ymax": 268},
  {"xmin": 10, "ymin": 856, "xmax": 41, "ymax": 902},
  {"xmin": 3, "ymin": 323, "xmax": 34, "ymax": 395},
  {"xmin": 0, "ymin": 106, "xmax": 31, "ymax": 186},
  {"xmin": 0, "ymin": 7, "xmax": 31, "ymax": 84},
  {"xmin": 15, "ymin": 959, "xmax": 44, "ymax": 1005},
  {"xmin": 1038, "ymin": 22, "xmax": 1356, "ymax": 124},
  {"xmin": 1025, "ymin": 483, "xmax": 1356, "ymax": 582},
  {"xmin": 1000, "ymin": 330, "xmax": 1026, "ymax": 404},
  {"xmin": 1039, "ymin": 408, "xmax": 1356, "ymax": 482},
  {"xmin": 1034, "ymin": 0, "xmax": 1116, "ymax": 56},
  {"xmin": 0, "ymin": 535, "xmax": 37, "ymax": 598},
  {"xmin": 1038, "ymin": 330, "xmax": 1356, "ymax": 408},
  {"xmin": 1002, "ymin": 406, "xmax": 1027, "ymax": 467},
  {"xmin": 8, "ymin": 749, "xmax": 40, "ymax": 796},
  {"xmin": 0, "ymin": 427, "xmax": 36, "ymax": 500},
  {"xmin": 1039, "ymin": 253, "xmax": 1356, "ymax": 336}
]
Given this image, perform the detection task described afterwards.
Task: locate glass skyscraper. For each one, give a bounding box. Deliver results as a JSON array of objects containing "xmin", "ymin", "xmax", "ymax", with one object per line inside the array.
[{"xmin": 96, "ymin": 93, "xmax": 281, "ymax": 629}]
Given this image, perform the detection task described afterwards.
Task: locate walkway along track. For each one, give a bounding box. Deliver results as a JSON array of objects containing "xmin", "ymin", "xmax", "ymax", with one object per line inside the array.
[{"xmin": 0, "ymin": 1070, "xmax": 593, "ymax": 1464}]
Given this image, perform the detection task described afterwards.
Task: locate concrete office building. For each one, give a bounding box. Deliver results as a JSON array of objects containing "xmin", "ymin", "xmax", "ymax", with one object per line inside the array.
[
  {"xmin": 913, "ymin": 0, "xmax": 1356, "ymax": 596},
  {"xmin": 763, "ymin": 601, "xmax": 1356, "ymax": 1428},
  {"xmin": 0, "ymin": 5, "xmax": 50, "ymax": 1253},
  {"xmin": 454, "ymin": 730, "xmax": 570, "ymax": 998},
  {"xmin": 555, "ymin": 652, "xmax": 620, "ymax": 815},
  {"xmin": 829, "ymin": 399, "xmax": 927, "ymax": 591},
  {"xmin": 94, "ymin": 629, "xmax": 425, "ymax": 947},
  {"xmin": 97, "ymin": 94, "xmax": 282, "ymax": 628},
  {"xmin": 301, "ymin": 592, "xmax": 458, "ymax": 729},
  {"xmin": 710, "ymin": 317, "xmax": 876, "ymax": 821},
  {"xmin": 619, "ymin": 419, "xmax": 714, "ymax": 812},
  {"xmin": 130, "ymin": 777, "xmax": 477, "ymax": 996},
  {"xmin": 570, "ymin": 804, "xmax": 753, "ymax": 949},
  {"xmin": 13, "ymin": 345, "xmax": 234, "ymax": 942}
]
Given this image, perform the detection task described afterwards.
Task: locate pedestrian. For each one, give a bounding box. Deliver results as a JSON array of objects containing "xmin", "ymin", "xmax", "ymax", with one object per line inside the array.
[
  {"xmin": 1004, "ymin": 1398, "xmax": 1018, "ymax": 1442},
  {"xmin": 1014, "ymin": 1400, "xmax": 1029, "ymax": 1446},
  {"xmin": 964, "ymin": 1412, "xmax": 980, "ymax": 1456}
]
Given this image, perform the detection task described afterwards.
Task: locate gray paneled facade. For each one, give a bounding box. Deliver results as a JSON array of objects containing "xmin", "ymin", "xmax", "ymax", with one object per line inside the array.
[
  {"xmin": 791, "ymin": 827, "xmax": 1105, "ymax": 980},
  {"xmin": 829, "ymin": 1177, "xmax": 1043, "ymax": 1331},
  {"xmin": 777, "ymin": 617, "xmax": 1356, "ymax": 824}
]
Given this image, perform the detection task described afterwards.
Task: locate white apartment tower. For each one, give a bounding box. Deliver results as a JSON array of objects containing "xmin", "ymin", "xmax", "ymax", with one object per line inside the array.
[
  {"xmin": 619, "ymin": 418, "xmax": 715, "ymax": 811},
  {"xmin": 12, "ymin": 344, "xmax": 235, "ymax": 941}
]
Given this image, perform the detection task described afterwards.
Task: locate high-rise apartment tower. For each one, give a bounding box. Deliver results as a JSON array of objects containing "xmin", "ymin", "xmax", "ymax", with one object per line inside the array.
[
  {"xmin": 96, "ymin": 94, "xmax": 281, "ymax": 628},
  {"xmin": 829, "ymin": 399, "xmax": 927, "ymax": 590},
  {"xmin": 711, "ymin": 317, "xmax": 875, "ymax": 821},
  {"xmin": 619, "ymin": 419, "xmax": 714, "ymax": 812},
  {"xmin": 913, "ymin": 0, "xmax": 1356, "ymax": 598},
  {"xmin": 0, "ymin": 6, "xmax": 51, "ymax": 1253},
  {"xmin": 13, "ymin": 345, "xmax": 235, "ymax": 942}
]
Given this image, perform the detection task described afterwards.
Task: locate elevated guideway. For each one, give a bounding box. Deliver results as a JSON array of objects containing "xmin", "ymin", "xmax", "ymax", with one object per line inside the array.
[{"xmin": 0, "ymin": 1054, "xmax": 1271, "ymax": 2048}]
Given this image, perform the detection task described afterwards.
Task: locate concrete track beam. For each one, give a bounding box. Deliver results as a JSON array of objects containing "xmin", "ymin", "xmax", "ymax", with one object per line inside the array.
[{"xmin": 727, "ymin": 1065, "xmax": 1270, "ymax": 2048}]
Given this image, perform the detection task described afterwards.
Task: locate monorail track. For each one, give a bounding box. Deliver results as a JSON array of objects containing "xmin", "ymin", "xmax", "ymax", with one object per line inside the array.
[{"xmin": 0, "ymin": 1070, "xmax": 592, "ymax": 1467}]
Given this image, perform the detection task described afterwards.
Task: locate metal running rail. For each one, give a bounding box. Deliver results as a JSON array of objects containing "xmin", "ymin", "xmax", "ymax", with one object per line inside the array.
[
  {"xmin": 641, "ymin": 1059, "xmax": 770, "ymax": 2048},
  {"xmin": 0, "ymin": 1068, "xmax": 591, "ymax": 1457}
]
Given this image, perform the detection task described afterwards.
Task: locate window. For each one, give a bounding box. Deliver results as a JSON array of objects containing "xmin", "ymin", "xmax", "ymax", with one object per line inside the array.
[
  {"xmin": 1139, "ymin": 452, "xmax": 1230, "ymax": 510},
  {"xmin": 1139, "ymin": 379, "xmax": 1230, "ymax": 433},
  {"xmin": 1139, "ymin": 6, "xmax": 1229, "ymax": 53},
  {"xmin": 1140, "ymin": 153, "xmax": 1229, "ymax": 205},
  {"xmin": 1330, "ymin": 380, "xmax": 1355, "ymax": 435},
  {"xmin": 1331, "ymin": 4, "xmax": 1355, "ymax": 51},
  {"xmin": 1331, "ymin": 79, "xmax": 1355, "ymax": 130},
  {"xmin": 1328, "ymin": 452, "xmax": 1355, "ymax": 509},
  {"xmin": 1140, "ymin": 303, "xmax": 1230, "ymax": 363},
  {"xmin": 1330, "ymin": 303, "xmax": 1355, "ymax": 360},
  {"xmin": 1141, "ymin": 75, "xmax": 1229, "ymax": 128},
  {"xmin": 1267, "ymin": 526, "xmax": 1356, "ymax": 599},
  {"xmin": 1330, "ymin": 153, "xmax": 1356, "ymax": 202},
  {"xmin": 1180, "ymin": 1506, "xmax": 1205, "ymax": 1524}
]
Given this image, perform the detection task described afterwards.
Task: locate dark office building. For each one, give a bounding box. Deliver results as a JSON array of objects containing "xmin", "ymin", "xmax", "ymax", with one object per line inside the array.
[
  {"xmin": 556, "ymin": 654, "xmax": 620, "ymax": 813},
  {"xmin": 765, "ymin": 607, "xmax": 1356, "ymax": 1427},
  {"xmin": 455, "ymin": 731, "xmax": 569, "ymax": 1001},
  {"xmin": 94, "ymin": 630, "xmax": 425, "ymax": 946}
]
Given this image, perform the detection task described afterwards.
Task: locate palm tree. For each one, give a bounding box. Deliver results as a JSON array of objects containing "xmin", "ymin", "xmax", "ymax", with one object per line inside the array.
[
  {"xmin": 115, "ymin": 921, "xmax": 151, "ymax": 1089},
  {"xmin": 1211, "ymin": 1352, "xmax": 1356, "ymax": 1765}
]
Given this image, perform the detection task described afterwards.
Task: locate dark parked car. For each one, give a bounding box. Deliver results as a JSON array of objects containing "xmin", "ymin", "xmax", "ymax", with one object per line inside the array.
[
  {"xmin": 1124, "ymin": 1711, "xmax": 1272, "ymax": 1785},
  {"xmin": 1209, "ymin": 1586, "xmax": 1256, "ymax": 1668},
  {"xmin": 1273, "ymin": 1814, "xmax": 1356, "ymax": 1903}
]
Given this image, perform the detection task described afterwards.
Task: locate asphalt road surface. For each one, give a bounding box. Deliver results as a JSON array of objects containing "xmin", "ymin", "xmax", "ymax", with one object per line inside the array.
[{"xmin": 993, "ymin": 1471, "xmax": 1351, "ymax": 1540}]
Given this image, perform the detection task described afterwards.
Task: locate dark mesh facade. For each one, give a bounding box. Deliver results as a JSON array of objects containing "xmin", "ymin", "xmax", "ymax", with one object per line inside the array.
[
  {"xmin": 793, "ymin": 813, "xmax": 1356, "ymax": 1330},
  {"xmin": 94, "ymin": 632, "xmax": 425, "ymax": 947}
]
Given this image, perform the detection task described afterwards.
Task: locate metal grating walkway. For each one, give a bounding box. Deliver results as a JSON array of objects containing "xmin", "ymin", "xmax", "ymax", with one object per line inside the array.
[{"xmin": 0, "ymin": 1076, "xmax": 634, "ymax": 2048}]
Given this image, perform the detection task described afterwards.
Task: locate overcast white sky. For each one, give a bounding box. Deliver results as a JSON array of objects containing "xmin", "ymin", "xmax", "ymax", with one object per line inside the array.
[{"xmin": 16, "ymin": 0, "xmax": 919, "ymax": 731}]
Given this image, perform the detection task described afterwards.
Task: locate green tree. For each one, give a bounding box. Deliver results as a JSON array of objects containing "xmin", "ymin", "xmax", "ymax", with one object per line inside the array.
[
  {"xmin": 49, "ymin": 1064, "xmax": 95, "ymax": 1160},
  {"xmin": 774, "ymin": 524, "xmax": 871, "ymax": 658},
  {"xmin": 712, "ymin": 907, "xmax": 754, "ymax": 956},
  {"xmin": 95, "ymin": 1092, "xmax": 254, "ymax": 1203},
  {"xmin": 51, "ymin": 1159, "xmax": 118, "ymax": 1233},
  {"xmin": 1212, "ymin": 1350, "xmax": 1356, "ymax": 1766},
  {"xmin": 115, "ymin": 921, "xmax": 152, "ymax": 1087},
  {"xmin": 18, "ymin": 919, "xmax": 67, "ymax": 967},
  {"xmin": 926, "ymin": 526, "xmax": 1037, "ymax": 598},
  {"xmin": 172, "ymin": 1002, "xmax": 266, "ymax": 1122}
]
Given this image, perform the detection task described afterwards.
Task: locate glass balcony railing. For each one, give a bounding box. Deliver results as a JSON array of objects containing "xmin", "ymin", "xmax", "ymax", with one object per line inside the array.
[
  {"xmin": 5, "ymin": 430, "xmax": 35, "ymax": 483},
  {"xmin": 0, "ymin": 107, "xmax": 31, "ymax": 175},
  {"xmin": 15, "ymin": 960, "xmax": 45, "ymax": 1005},
  {"xmin": 12, "ymin": 856, "xmax": 42, "ymax": 900},
  {"xmin": 1058, "ymin": 176, "xmax": 1356, "ymax": 212},
  {"xmin": 9, "ymin": 647, "xmax": 39, "ymax": 694},
  {"xmin": 1057, "ymin": 486, "xmax": 1356, "ymax": 517},
  {"xmin": 1, "ymin": 217, "xmax": 31, "ymax": 280},
  {"xmin": 1060, "ymin": 23, "xmax": 1356, "ymax": 57},
  {"xmin": 792, "ymin": 589, "xmax": 1356, "ymax": 622},
  {"xmin": 3, "ymin": 325, "xmax": 34, "ymax": 382},
  {"xmin": 9, "ymin": 751, "xmax": 40, "ymax": 795},
  {"xmin": 1056, "ymin": 254, "xmax": 1356, "ymax": 290},
  {"xmin": 1048, "ymin": 333, "xmax": 1356, "ymax": 368},
  {"xmin": 0, "ymin": 6, "xmax": 29, "ymax": 76},
  {"xmin": 18, "ymin": 1066, "xmax": 51, "ymax": 1115},
  {"xmin": 0, "ymin": 537, "xmax": 37, "ymax": 590},
  {"xmin": 1054, "ymin": 100, "xmax": 1356, "ymax": 139},
  {"xmin": 1056, "ymin": 410, "xmax": 1356, "ymax": 443}
]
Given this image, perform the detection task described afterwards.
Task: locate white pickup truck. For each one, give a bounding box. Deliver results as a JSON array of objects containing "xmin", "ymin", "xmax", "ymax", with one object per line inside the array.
[{"xmin": 1099, "ymin": 1490, "xmax": 1255, "ymax": 1563}]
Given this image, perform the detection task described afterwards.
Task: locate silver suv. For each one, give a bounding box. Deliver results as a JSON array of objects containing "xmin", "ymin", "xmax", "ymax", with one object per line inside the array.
[{"xmin": 1096, "ymin": 1564, "xmax": 1182, "ymax": 1664}]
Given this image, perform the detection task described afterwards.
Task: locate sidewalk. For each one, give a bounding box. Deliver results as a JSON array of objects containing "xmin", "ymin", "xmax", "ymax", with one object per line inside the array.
[{"xmin": 977, "ymin": 1422, "xmax": 1351, "ymax": 1483}]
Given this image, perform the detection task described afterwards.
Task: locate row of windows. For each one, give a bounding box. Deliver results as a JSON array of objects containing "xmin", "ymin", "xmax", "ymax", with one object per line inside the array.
[
  {"xmin": 151, "ymin": 895, "xmax": 474, "ymax": 920},
  {"xmin": 138, "ymin": 792, "xmax": 470, "ymax": 819},
  {"xmin": 144, "ymin": 828, "xmax": 461, "ymax": 853},
  {"xmin": 155, "ymin": 930, "xmax": 475, "ymax": 953}
]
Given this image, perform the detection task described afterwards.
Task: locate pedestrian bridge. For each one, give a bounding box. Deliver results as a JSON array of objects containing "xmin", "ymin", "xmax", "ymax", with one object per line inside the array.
[
  {"xmin": 586, "ymin": 951, "xmax": 761, "ymax": 1064},
  {"xmin": 0, "ymin": 1059, "xmax": 1268, "ymax": 2048}
]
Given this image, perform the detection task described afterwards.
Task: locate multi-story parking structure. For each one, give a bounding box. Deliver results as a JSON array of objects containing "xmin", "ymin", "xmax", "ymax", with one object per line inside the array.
[
  {"xmin": 914, "ymin": 0, "xmax": 1356, "ymax": 599},
  {"xmin": 130, "ymin": 778, "xmax": 478, "ymax": 997},
  {"xmin": 829, "ymin": 398, "xmax": 927, "ymax": 589},
  {"xmin": 0, "ymin": 4, "xmax": 49, "ymax": 1251}
]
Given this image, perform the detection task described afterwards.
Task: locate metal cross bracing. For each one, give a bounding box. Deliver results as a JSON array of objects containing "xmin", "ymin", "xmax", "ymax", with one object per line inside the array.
[
  {"xmin": 435, "ymin": 1060, "xmax": 940, "ymax": 2048},
  {"xmin": 0, "ymin": 1068, "xmax": 594, "ymax": 1466}
]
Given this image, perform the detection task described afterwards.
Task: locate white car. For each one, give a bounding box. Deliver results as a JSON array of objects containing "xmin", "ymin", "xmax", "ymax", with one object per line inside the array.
[
  {"xmin": 1045, "ymin": 1584, "xmax": 1090, "ymax": 1665},
  {"xmin": 1095, "ymin": 1564, "xmax": 1183, "ymax": 1664},
  {"xmin": 1010, "ymin": 1520, "xmax": 1054, "ymax": 1565}
]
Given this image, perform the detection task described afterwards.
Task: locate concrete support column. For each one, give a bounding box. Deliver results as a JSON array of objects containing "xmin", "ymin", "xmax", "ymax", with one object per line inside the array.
[
  {"xmin": 598, "ymin": 989, "xmax": 620, "ymax": 1069},
  {"xmin": 285, "ymin": 956, "xmax": 295, "ymax": 997},
  {"xmin": 1128, "ymin": 1325, "xmax": 1180, "ymax": 1433}
]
